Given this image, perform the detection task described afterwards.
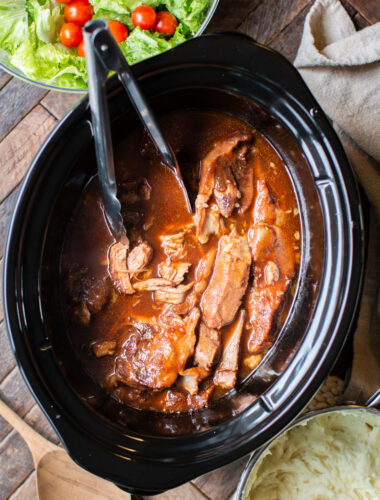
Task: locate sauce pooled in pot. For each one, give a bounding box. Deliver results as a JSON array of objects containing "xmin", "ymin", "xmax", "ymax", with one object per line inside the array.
[{"xmin": 61, "ymin": 109, "xmax": 300, "ymax": 413}]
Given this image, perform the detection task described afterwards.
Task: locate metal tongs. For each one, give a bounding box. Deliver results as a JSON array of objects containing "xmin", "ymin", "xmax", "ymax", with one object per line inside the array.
[{"xmin": 83, "ymin": 19, "xmax": 191, "ymax": 241}]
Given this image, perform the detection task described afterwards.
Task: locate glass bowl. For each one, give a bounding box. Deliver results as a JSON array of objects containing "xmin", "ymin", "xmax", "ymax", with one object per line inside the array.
[{"xmin": 0, "ymin": 0, "xmax": 219, "ymax": 93}]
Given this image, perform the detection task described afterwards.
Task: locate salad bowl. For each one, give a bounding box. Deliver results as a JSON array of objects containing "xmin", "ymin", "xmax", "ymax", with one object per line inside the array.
[{"xmin": 0, "ymin": 0, "xmax": 219, "ymax": 92}]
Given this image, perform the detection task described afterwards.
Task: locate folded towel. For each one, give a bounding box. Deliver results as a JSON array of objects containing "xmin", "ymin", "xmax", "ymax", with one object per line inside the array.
[{"xmin": 294, "ymin": 0, "xmax": 380, "ymax": 404}]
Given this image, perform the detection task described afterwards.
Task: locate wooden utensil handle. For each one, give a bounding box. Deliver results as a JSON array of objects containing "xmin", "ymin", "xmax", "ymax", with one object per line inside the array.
[{"xmin": 0, "ymin": 398, "xmax": 56, "ymax": 463}]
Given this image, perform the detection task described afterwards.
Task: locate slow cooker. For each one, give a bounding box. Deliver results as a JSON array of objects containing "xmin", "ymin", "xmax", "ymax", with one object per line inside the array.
[{"xmin": 3, "ymin": 32, "xmax": 364, "ymax": 495}]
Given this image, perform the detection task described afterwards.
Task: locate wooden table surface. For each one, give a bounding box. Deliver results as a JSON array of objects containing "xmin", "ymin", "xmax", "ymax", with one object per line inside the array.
[{"xmin": 0, "ymin": 1, "xmax": 378, "ymax": 499}]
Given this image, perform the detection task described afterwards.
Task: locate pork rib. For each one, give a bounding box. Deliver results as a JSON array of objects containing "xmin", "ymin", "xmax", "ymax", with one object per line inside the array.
[
  {"xmin": 247, "ymin": 180, "xmax": 296, "ymax": 353},
  {"xmin": 127, "ymin": 241, "xmax": 153, "ymax": 273},
  {"xmin": 214, "ymin": 310, "xmax": 245, "ymax": 389},
  {"xmin": 194, "ymin": 323, "xmax": 221, "ymax": 369},
  {"xmin": 172, "ymin": 248, "xmax": 217, "ymax": 315},
  {"xmin": 158, "ymin": 261, "xmax": 191, "ymax": 285},
  {"xmin": 154, "ymin": 282, "xmax": 194, "ymax": 305},
  {"xmin": 178, "ymin": 367, "xmax": 209, "ymax": 396},
  {"xmin": 108, "ymin": 240, "xmax": 135, "ymax": 294},
  {"xmin": 195, "ymin": 132, "xmax": 254, "ymax": 244},
  {"xmin": 115, "ymin": 308, "xmax": 200, "ymax": 390},
  {"xmin": 201, "ymin": 233, "xmax": 251, "ymax": 329}
]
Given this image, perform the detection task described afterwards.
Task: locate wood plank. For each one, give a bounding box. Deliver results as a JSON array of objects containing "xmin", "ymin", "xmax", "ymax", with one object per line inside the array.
[
  {"xmin": 0, "ymin": 79, "xmax": 47, "ymax": 142},
  {"xmin": 0, "ymin": 431, "xmax": 34, "ymax": 498},
  {"xmin": 0, "ymin": 106, "xmax": 56, "ymax": 204},
  {"xmin": 0, "ymin": 415, "xmax": 11, "ymax": 447},
  {"xmin": 346, "ymin": 0, "xmax": 380, "ymax": 24},
  {"xmin": 0, "ymin": 321, "xmax": 15, "ymax": 381},
  {"xmin": 238, "ymin": 0, "xmax": 312, "ymax": 45},
  {"xmin": 142, "ymin": 483, "xmax": 207, "ymax": 500},
  {"xmin": 0, "ymin": 368, "xmax": 35, "ymax": 442},
  {"xmin": 8, "ymin": 472, "xmax": 37, "ymax": 500},
  {"xmin": 269, "ymin": 0, "xmax": 369, "ymax": 63},
  {"xmin": 192, "ymin": 456, "xmax": 249, "ymax": 500},
  {"xmin": 0, "ymin": 70, "xmax": 12, "ymax": 91},
  {"xmin": 269, "ymin": 3, "xmax": 312, "ymax": 62},
  {"xmin": 352, "ymin": 11, "xmax": 370, "ymax": 30},
  {"xmin": 206, "ymin": 0, "xmax": 264, "ymax": 32},
  {"xmin": 0, "ymin": 185, "xmax": 21, "ymax": 260},
  {"xmin": 340, "ymin": 0, "xmax": 359, "ymax": 19},
  {"xmin": 41, "ymin": 91, "xmax": 85, "ymax": 120},
  {"xmin": 0, "ymin": 260, "xmax": 3, "ymax": 323}
]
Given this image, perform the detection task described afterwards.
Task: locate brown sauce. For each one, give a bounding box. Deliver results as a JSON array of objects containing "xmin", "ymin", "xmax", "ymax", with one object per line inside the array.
[{"xmin": 61, "ymin": 109, "xmax": 300, "ymax": 413}]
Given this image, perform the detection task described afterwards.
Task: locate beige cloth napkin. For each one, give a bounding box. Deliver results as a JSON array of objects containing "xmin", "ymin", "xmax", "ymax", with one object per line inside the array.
[{"xmin": 294, "ymin": 0, "xmax": 380, "ymax": 404}]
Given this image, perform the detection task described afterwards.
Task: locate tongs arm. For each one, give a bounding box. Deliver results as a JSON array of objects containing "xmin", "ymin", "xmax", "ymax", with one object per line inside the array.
[
  {"xmin": 84, "ymin": 20, "xmax": 126, "ymax": 241},
  {"xmin": 84, "ymin": 20, "xmax": 192, "ymax": 228},
  {"xmin": 86, "ymin": 20, "xmax": 177, "ymax": 171}
]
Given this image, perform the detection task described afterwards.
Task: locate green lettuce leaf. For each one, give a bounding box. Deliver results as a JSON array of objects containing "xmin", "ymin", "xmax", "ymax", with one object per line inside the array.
[
  {"xmin": 0, "ymin": 0, "xmax": 26, "ymax": 12},
  {"xmin": 0, "ymin": 5, "xmax": 28, "ymax": 52},
  {"xmin": 159, "ymin": 0, "xmax": 209, "ymax": 34},
  {"xmin": 26, "ymin": 0, "xmax": 64, "ymax": 44},
  {"xmin": 9, "ymin": 26, "xmax": 38, "ymax": 77},
  {"xmin": 10, "ymin": 22, "xmax": 86, "ymax": 87},
  {"xmin": 120, "ymin": 24, "xmax": 186, "ymax": 65},
  {"xmin": 91, "ymin": 0, "xmax": 209, "ymax": 34}
]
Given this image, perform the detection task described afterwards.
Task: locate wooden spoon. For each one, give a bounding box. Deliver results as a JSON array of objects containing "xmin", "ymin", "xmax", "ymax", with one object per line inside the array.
[{"xmin": 0, "ymin": 399, "xmax": 130, "ymax": 500}]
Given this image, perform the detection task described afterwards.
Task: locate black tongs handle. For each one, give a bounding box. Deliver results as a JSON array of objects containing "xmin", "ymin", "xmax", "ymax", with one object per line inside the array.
[
  {"xmin": 85, "ymin": 19, "xmax": 177, "ymax": 171},
  {"xmin": 84, "ymin": 20, "xmax": 127, "ymax": 241}
]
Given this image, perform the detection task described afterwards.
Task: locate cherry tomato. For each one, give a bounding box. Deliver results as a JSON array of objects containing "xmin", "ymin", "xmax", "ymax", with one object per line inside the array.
[
  {"xmin": 153, "ymin": 11, "xmax": 177, "ymax": 36},
  {"xmin": 108, "ymin": 20, "xmax": 128, "ymax": 42},
  {"xmin": 131, "ymin": 5, "xmax": 156, "ymax": 30},
  {"xmin": 77, "ymin": 39, "xmax": 86, "ymax": 57},
  {"xmin": 64, "ymin": 0, "xmax": 94, "ymax": 27},
  {"xmin": 59, "ymin": 22, "xmax": 83, "ymax": 47},
  {"xmin": 56, "ymin": 0, "xmax": 70, "ymax": 3}
]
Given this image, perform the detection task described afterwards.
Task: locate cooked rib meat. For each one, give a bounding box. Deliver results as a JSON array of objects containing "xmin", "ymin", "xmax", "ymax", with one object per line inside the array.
[
  {"xmin": 214, "ymin": 162, "xmax": 240, "ymax": 218},
  {"xmin": 201, "ymin": 233, "xmax": 251, "ymax": 329},
  {"xmin": 248, "ymin": 222, "xmax": 276, "ymax": 261},
  {"xmin": 188, "ymin": 385, "xmax": 215, "ymax": 410},
  {"xmin": 172, "ymin": 248, "xmax": 217, "ymax": 315},
  {"xmin": 247, "ymin": 181, "xmax": 296, "ymax": 353},
  {"xmin": 154, "ymin": 282, "xmax": 194, "ymax": 304},
  {"xmin": 115, "ymin": 308, "xmax": 200, "ymax": 390},
  {"xmin": 127, "ymin": 241, "xmax": 153, "ymax": 273},
  {"xmin": 160, "ymin": 231, "xmax": 186, "ymax": 261},
  {"xmin": 214, "ymin": 310, "xmax": 245, "ymax": 389},
  {"xmin": 194, "ymin": 323, "xmax": 221, "ymax": 369},
  {"xmin": 234, "ymin": 146, "xmax": 255, "ymax": 214},
  {"xmin": 264, "ymin": 261, "xmax": 280, "ymax": 285},
  {"xmin": 133, "ymin": 278, "xmax": 172, "ymax": 292},
  {"xmin": 92, "ymin": 340, "xmax": 117, "ymax": 358},
  {"xmin": 198, "ymin": 133, "xmax": 249, "ymax": 201},
  {"xmin": 195, "ymin": 132, "xmax": 253, "ymax": 243},
  {"xmin": 109, "ymin": 240, "xmax": 135, "ymax": 294},
  {"xmin": 194, "ymin": 200, "xmax": 222, "ymax": 245},
  {"xmin": 119, "ymin": 177, "xmax": 151, "ymax": 202},
  {"xmin": 158, "ymin": 261, "xmax": 191, "ymax": 285},
  {"xmin": 122, "ymin": 210, "xmax": 142, "ymax": 227},
  {"xmin": 72, "ymin": 302, "xmax": 91, "ymax": 327},
  {"xmin": 247, "ymin": 287, "xmax": 288, "ymax": 352},
  {"xmin": 252, "ymin": 179, "xmax": 276, "ymax": 224},
  {"xmin": 67, "ymin": 265, "xmax": 111, "ymax": 325},
  {"xmin": 84, "ymin": 278, "xmax": 111, "ymax": 313},
  {"xmin": 120, "ymin": 191, "xmax": 140, "ymax": 205},
  {"xmin": 177, "ymin": 367, "xmax": 209, "ymax": 396}
]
